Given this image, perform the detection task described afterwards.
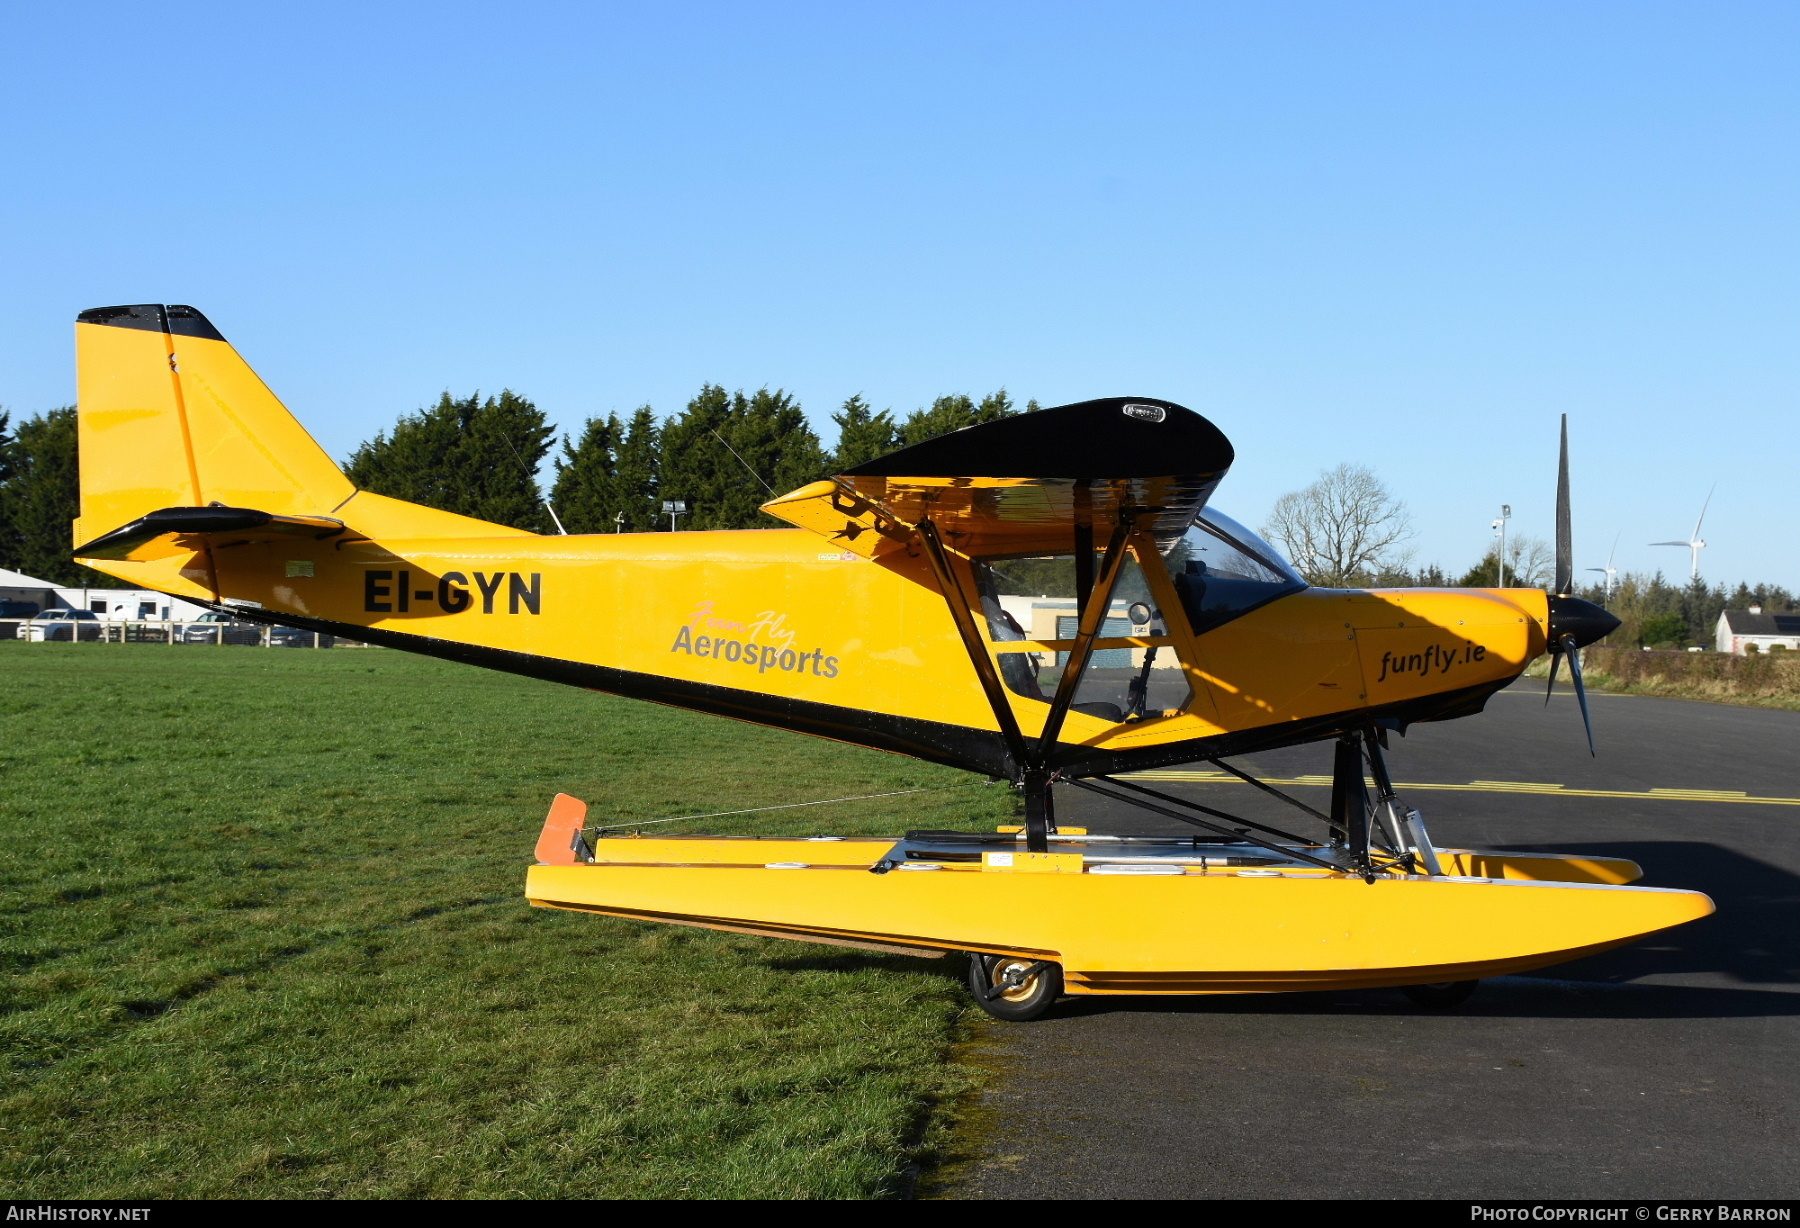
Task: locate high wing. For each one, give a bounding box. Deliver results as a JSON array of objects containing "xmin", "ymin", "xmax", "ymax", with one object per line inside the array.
[{"xmin": 760, "ymin": 397, "xmax": 1234, "ymax": 556}]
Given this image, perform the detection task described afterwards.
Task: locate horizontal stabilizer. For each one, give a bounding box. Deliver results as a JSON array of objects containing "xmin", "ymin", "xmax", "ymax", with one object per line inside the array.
[{"xmin": 74, "ymin": 505, "xmax": 347, "ymax": 563}]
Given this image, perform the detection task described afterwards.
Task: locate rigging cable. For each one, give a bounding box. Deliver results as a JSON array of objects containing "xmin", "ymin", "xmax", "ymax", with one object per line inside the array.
[{"xmin": 588, "ymin": 781, "xmax": 988, "ymax": 833}]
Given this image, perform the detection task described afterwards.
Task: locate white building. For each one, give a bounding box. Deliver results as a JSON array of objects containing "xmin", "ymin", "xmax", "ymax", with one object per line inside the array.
[
  {"xmin": 55, "ymin": 586, "xmax": 210, "ymax": 621},
  {"xmin": 1715, "ymin": 606, "xmax": 1800, "ymax": 655},
  {"xmin": 0, "ymin": 567, "xmax": 207, "ymax": 621},
  {"xmin": 0, "ymin": 567, "xmax": 59, "ymax": 615}
]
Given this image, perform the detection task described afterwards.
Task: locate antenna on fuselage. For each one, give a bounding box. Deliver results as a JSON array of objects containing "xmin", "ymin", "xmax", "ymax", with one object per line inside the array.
[
  {"xmin": 709, "ymin": 428, "xmax": 777, "ymax": 497},
  {"xmin": 496, "ymin": 415, "xmax": 567, "ymax": 534}
]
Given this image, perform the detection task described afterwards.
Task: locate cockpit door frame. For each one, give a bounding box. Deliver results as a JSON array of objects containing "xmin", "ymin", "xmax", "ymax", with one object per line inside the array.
[
  {"xmin": 1128, "ymin": 530, "xmax": 1220, "ymax": 723},
  {"xmin": 971, "ymin": 530, "xmax": 1218, "ymax": 730}
]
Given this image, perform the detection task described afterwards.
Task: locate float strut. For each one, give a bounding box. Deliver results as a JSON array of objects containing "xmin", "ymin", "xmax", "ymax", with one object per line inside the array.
[
  {"xmin": 1330, "ymin": 733, "xmax": 1375, "ymax": 882},
  {"xmin": 1361, "ymin": 726, "xmax": 1407, "ymax": 855},
  {"xmin": 1021, "ymin": 769, "xmax": 1053, "ymax": 853}
]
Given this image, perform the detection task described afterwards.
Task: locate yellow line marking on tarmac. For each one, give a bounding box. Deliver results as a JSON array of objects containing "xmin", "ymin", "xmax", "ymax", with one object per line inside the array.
[
  {"xmin": 1124, "ymin": 771, "xmax": 1800, "ymax": 806},
  {"xmin": 1496, "ymin": 689, "xmax": 1626, "ymax": 697}
]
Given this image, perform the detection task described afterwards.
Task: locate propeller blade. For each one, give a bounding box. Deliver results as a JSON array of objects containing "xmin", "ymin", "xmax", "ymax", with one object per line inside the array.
[
  {"xmin": 1564, "ymin": 634, "xmax": 1596, "ymax": 756},
  {"xmin": 1545, "ymin": 641, "xmax": 1562, "ymax": 705},
  {"xmin": 1554, "ymin": 415, "xmax": 1572, "ymax": 595}
]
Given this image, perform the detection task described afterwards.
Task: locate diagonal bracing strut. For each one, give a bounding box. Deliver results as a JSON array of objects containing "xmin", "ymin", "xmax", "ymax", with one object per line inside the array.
[{"xmin": 1065, "ymin": 777, "xmax": 1343, "ymax": 872}]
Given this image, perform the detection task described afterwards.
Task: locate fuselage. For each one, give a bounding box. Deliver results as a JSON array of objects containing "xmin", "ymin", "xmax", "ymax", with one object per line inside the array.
[
  {"xmin": 106, "ymin": 522, "xmax": 1551, "ymax": 778},
  {"xmin": 66, "ymin": 308, "xmax": 1553, "ymax": 779}
]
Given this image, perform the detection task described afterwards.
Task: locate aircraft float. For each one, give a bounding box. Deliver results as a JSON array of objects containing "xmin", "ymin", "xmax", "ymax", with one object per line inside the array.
[{"xmin": 69, "ymin": 304, "xmax": 1712, "ymax": 1020}]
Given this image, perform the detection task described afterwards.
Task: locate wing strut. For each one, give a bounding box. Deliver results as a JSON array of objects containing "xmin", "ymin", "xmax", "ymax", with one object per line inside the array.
[
  {"xmin": 916, "ymin": 518, "xmax": 1032, "ymax": 777},
  {"xmin": 917, "ymin": 512, "xmax": 1137, "ymax": 853},
  {"xmin": 1034, "ymin": 518, "xmax": 1132, "ymax": 758}
]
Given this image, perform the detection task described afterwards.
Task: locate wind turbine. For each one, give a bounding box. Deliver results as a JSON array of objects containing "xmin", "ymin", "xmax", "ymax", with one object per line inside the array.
[
  {"xmin": 1651, "ymin": 486, "xmax": 1714, "ymax": 581},
  {"xmin": 1587, "ymin": 532, "xmax": 1620, "ymax": 601}
]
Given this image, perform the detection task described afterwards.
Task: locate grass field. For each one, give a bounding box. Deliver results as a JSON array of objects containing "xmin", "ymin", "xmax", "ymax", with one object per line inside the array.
[
  {"xmin": 1524, "ymin": 645, "xmax": 1800, "ymax": 711},
  {"xmin": 0, "ymin": 642, "xmax": 1015, "ymax": 1198}
]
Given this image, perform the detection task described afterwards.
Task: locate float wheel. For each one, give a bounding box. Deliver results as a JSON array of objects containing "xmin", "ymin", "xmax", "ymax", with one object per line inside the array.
[
  {"xmin": 1400, "ymin": 979, "xmax": 1479, "ymax": 1008},
  {"xmin": 967, "ymin": 954, "xmax": 1063, "ymax": 1021}
]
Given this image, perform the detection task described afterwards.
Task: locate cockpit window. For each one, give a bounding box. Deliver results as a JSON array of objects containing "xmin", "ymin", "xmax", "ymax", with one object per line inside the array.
[
  {"xmin": 973, "ymin": 550, "xmax": 1192, "ymax": 722},
  {"xmin": 1168, "ymin": 508, "xmax": 1306, "ymax": 634}
]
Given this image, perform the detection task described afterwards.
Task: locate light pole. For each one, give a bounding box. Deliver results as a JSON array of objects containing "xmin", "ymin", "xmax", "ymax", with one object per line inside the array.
[
  {"xmin": 613, "ymin": 511, "xmax": 625, "ymax": 534},
  {"xmin": 661, "ymin": 500, "xmax": 688, "ymax": 532},
  {"xmin": 1491, "ymin": 504, "xmax": 1511, "ymax": 587}
]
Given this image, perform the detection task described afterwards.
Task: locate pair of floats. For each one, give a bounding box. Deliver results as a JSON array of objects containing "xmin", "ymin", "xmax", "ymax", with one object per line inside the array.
[{"xmin": 528, "ymin": 783, "xmax": 1703, "ymax": 1020}]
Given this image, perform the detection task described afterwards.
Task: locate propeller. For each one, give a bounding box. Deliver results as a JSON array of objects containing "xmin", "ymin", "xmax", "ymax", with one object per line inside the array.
[
  {"xmin": 1543, "ymin": 633, "xmax": 1595, "ymax": 755},
  {"xmin": 1544, "ymin": 414, "xmax": 1619, "ymax": 756}
]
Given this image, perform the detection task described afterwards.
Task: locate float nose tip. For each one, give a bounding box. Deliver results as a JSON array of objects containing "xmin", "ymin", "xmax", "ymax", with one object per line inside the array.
[{"xmin": 1548, "ymin": 594, "xmax": 1619, "ymax": 649}]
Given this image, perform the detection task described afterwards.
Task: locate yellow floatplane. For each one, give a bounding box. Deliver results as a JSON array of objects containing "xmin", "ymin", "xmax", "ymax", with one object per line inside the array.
[{"xmin": 69, "ymin": 304, "xmax": 1712, "ymax": 1019}]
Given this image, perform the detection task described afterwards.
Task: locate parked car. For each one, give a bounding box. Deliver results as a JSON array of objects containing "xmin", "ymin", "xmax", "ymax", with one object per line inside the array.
[
  {"xmin": 18, "ymin": 609, "xmax": 103, "ymax": 641},
  {"xmin": 175, "ymin": 614, "xmax": 333, "ymax": 647},
  {"xmin": 178, "ymin": 613, "xmax": 263, "ymax": 646},
  {"xmin": 268, "ymin": 625, "xmax": 334, "ymax": 649}
]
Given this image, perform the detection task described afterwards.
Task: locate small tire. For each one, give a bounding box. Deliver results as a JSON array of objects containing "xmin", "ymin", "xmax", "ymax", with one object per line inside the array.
[
  {"xmin": 1400, "ymin": 979, "xmax": 1479, "ymax": 1009},
  {"xmin": 967, "ymin": 954, "xmax": 1063, "ymax": 1021}
]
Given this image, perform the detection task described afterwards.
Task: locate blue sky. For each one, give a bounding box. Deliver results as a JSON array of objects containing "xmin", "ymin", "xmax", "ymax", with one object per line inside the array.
[{"xmin": 2, "ymin": 2, "xmax": 1793, "ymax": 586}]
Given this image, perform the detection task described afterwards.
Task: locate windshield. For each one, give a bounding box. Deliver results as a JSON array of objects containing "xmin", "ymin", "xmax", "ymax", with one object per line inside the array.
[{"xmin": 1167, "ymin": 508, "xmax": 1305, "ymax": 634}]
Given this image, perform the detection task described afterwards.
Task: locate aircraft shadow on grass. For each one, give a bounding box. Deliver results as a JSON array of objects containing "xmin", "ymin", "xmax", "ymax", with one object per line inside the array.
[{"xmin": 764, "ymin": 841, "xmax": 1800, "ymax": 1020}]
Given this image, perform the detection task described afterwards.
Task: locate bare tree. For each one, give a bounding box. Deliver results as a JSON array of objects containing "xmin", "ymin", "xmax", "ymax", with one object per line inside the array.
[
  {"xmin": 1503, "ymin": 536, "xmax": 1553, "ymax": 588},
  {"xmin": 1460, "ymin": 535, "xmax": 1553, "ymax": 589},
  {"xmin": 1262, "ymin": 464, "xmax": 1413, "ymax": 588}
]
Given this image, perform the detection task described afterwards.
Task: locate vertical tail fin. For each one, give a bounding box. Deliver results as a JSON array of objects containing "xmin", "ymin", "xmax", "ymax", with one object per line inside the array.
[
  {"xmin": 74, "ymin": 304, "xmax": 535, "ymax": 556},
  {"xmin": 74, "ymin": 304, "xmax": 355, "ymax": 544}
]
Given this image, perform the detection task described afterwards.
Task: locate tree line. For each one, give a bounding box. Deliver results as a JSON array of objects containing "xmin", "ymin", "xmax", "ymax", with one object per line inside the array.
[
  {"xmin": 0, "ymin": 388, "xmax": 1026, "ymax": 584},
  {"xmin": 344, "ymin": 385, "xmax": 1024, "ymax": 535},
  {"xmin": 0, "ymin": 406, "xmax": 117, "ymax": 587},
  {"xmin": 0, "ymin": 395, "xmax": 1788, "ymax": 650}
]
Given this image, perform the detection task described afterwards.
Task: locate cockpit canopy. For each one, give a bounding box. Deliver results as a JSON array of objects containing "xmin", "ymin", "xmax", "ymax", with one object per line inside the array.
[{"xmin": 1168, "ymin": 509, "xmax": 1306, "ymax": 634}]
